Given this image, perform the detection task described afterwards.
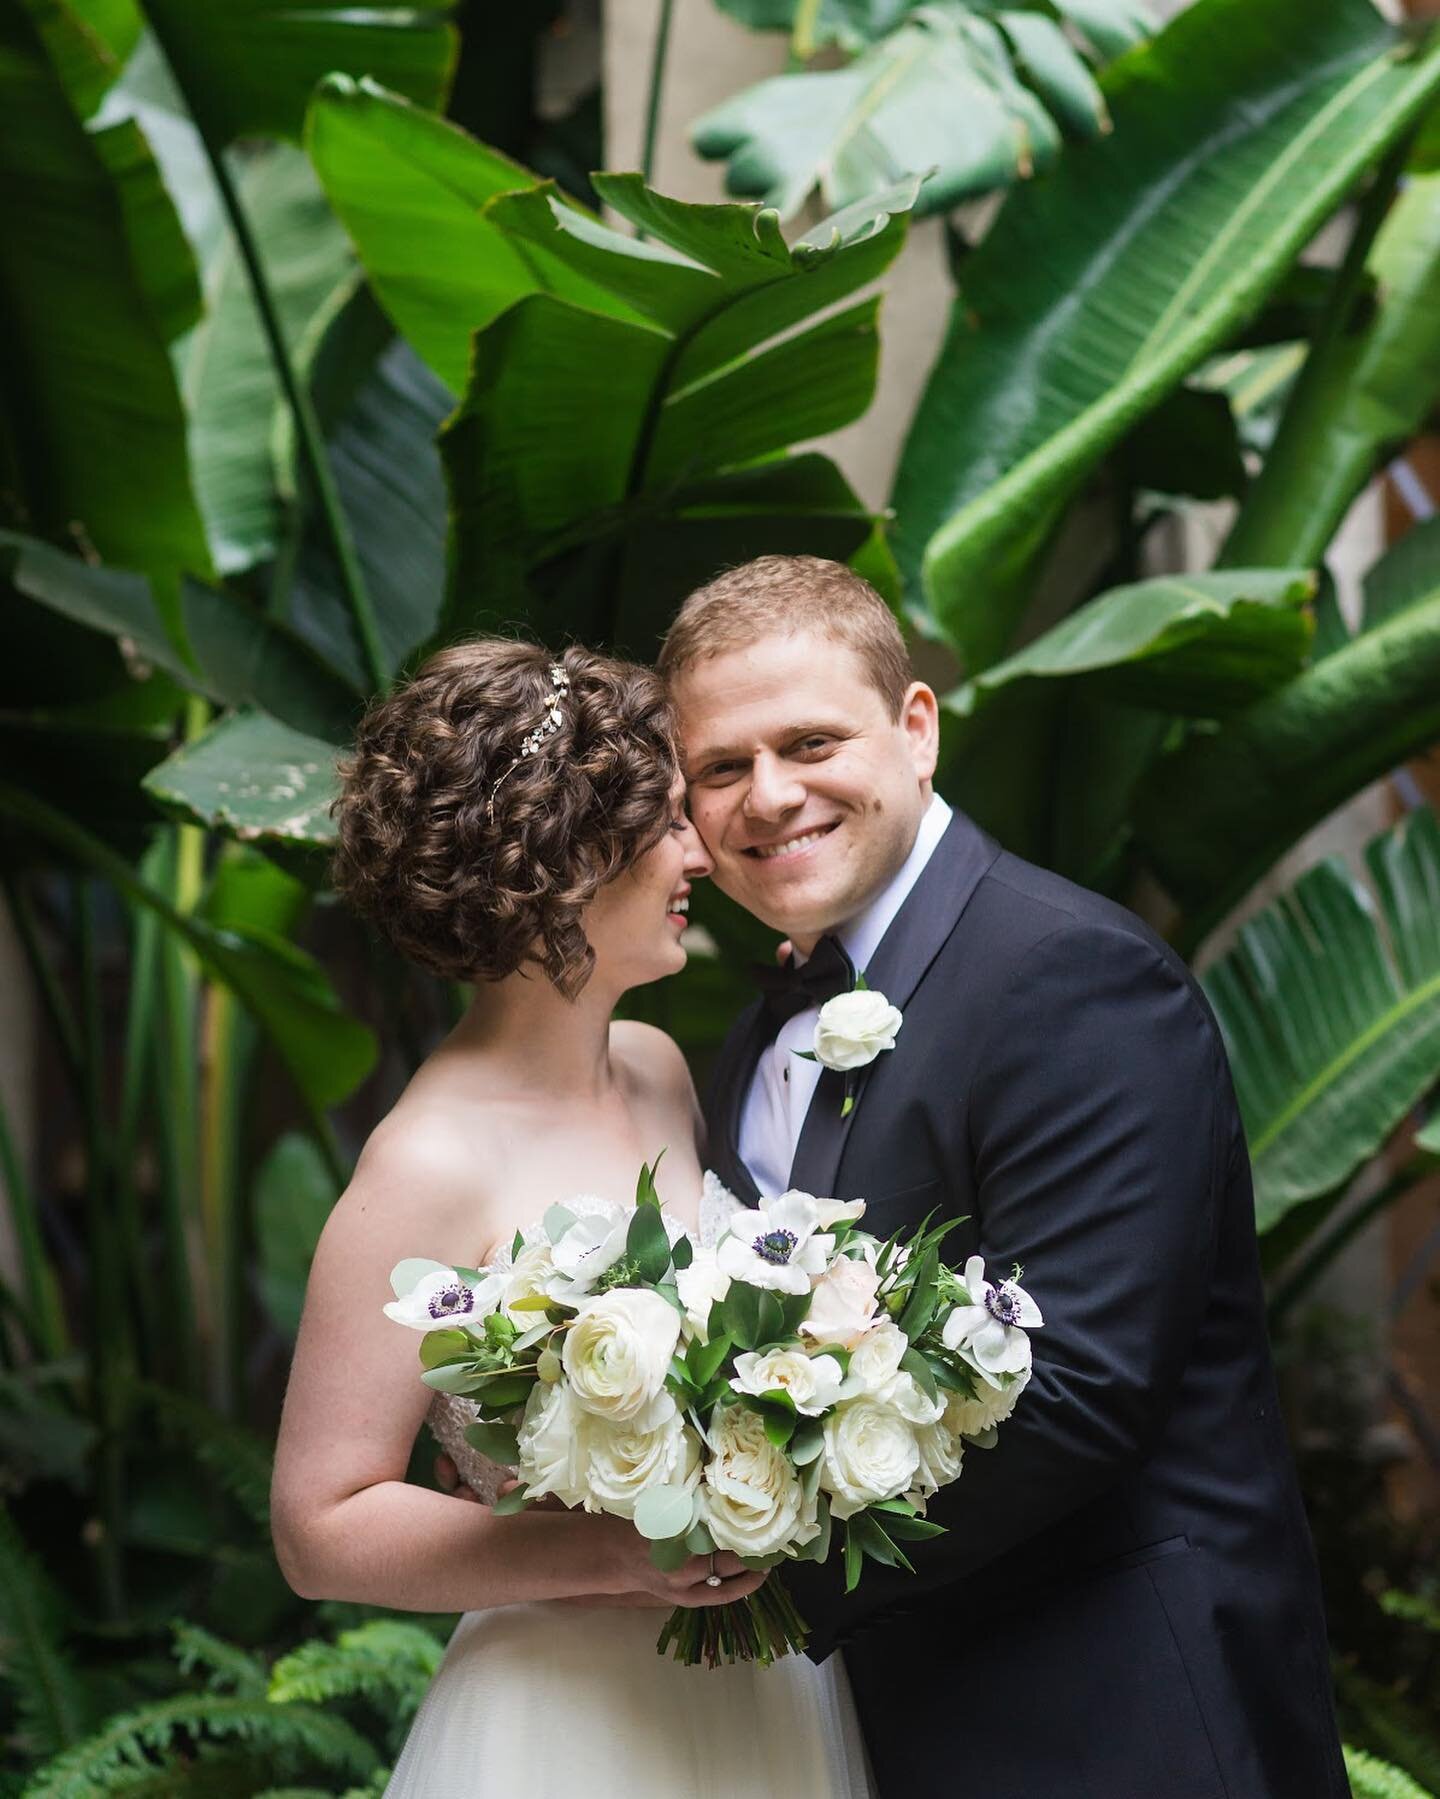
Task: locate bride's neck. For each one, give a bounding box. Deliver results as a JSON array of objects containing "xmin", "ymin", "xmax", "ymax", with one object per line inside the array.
[{"xmin": 451, "ymin": 963, "xmax": 624, "ymax": 1100}]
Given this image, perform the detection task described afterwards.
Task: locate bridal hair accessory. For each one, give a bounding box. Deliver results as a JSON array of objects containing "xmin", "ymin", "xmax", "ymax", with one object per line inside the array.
[{"xmin": 486, "ymin": 661, "xmax": 572, "ymax": 823}]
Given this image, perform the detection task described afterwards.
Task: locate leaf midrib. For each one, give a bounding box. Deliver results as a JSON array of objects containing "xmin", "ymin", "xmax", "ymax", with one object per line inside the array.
[{"xmin": 1252, "ymin": 964, "xmax": 1440, "ymax": 1159}]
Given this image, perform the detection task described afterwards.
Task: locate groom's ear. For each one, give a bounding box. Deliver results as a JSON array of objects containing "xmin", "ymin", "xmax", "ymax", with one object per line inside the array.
[{"xmin": 899, "ymin": 682, "xmax": 940, "ymax": 782}]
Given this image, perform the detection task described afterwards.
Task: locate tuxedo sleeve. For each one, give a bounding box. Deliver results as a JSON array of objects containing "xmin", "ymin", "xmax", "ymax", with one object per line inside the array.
[{"xmin": 789, "ymin": 920, "xmax": 1228, "ymax": 1660}]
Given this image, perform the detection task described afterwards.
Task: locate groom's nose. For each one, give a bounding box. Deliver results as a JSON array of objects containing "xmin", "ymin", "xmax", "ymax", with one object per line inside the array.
[{"xmin": 743, "ymin": 752, "xmax": 805, "ymax": 822}]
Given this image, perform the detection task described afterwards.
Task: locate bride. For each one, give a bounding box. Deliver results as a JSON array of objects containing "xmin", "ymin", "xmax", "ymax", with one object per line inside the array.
[{"xmin": 270, "ymin": 640, "xmax": 873, "ymax": 1797}]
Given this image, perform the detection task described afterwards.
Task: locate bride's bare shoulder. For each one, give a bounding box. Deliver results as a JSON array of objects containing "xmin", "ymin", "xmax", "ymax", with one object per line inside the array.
[{"xmin": 609, "ymin": 1019, "xmax": 694, "ymax": 1099}]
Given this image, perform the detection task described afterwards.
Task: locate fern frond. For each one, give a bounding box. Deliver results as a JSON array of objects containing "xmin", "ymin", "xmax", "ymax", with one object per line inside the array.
[
  {"xmin": 1346, "ymin": 1744, "xmax": 1438, "ymax": 1799},
  {"xmin": 126, "ymin": 1379, "xmax": 273, "ymax": 1525},
  {"xmin": 269, "ymin": 1621, "xmax": 441, "ymax": 1726},
  {"xmin": 21, "ymin": 1695, "xmax": 379, "ymax": 1798},
  {"xmin": 167, "ymin": 1620, "xmax": 267, "ymax": 1697},
  {"xmin": 251, "ymin": 1790, "xmax": 341, "ymax": 1798},
  {"xmin": 42, "ymin": 1747, "xmax": 302, "ymax": 1797},
  {"xmin": 0, "ymin": 1501, "xmax": 88, "ymax": 1760},
  {"xmin": 339, "ymin": 1775, "xmax": 391, "ymax": 1799},
  {"xmin": 1341, "ymin": 1671, "xmax": 1440, "ymax": 1795},
  {"xmin": 312, "ymin": 1601, "xmax": 454, "ymax": 1643}
]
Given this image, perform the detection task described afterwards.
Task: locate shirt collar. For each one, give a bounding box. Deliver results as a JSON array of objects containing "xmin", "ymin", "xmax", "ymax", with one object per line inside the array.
[{"xmin": 835, "ymin": 793, "xmax": 952, "ymax": 976}]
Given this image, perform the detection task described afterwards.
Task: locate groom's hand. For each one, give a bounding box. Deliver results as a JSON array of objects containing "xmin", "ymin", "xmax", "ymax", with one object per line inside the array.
[{"xmin": 433, "ymin": 1452, "xmax": 482, "ymax": 1502}]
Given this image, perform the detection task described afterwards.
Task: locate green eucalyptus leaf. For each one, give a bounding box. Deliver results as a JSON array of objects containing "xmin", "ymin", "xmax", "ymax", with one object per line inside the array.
[
  {"xmin": 634, "ymin": 1484, "xmax": 698, "ymax": 1542},
  {"xmin": 463, "ymin": 1419, "xmax": 520, "ymax": 1465}
]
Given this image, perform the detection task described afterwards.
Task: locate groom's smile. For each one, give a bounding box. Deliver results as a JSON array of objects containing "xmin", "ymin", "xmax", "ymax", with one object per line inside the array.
[{"xmin": 671, "ymin": 629, "xmax": 939, "ymax": 951}]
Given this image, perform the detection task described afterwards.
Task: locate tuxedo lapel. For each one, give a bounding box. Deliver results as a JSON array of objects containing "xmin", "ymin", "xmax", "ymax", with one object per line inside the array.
[
  {"xmin": 788, "ymin": 809, "xmax": 1001, "ymax": 1200},
  {"xmin": 705, "ymin": 997, "xmax": 769, "ymax": 1206}
]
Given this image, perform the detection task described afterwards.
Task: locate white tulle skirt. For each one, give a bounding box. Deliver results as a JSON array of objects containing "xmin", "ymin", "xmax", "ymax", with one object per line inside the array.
[{"xmin": 384, "ymin": 1601, "xmax": 875, "ymax": 1798}]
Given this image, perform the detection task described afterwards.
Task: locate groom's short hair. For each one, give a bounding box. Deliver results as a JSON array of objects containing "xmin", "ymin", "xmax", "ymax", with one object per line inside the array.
[{"xmin": 658, "ymin": 555, "xmax": 912, "ymax": 719}]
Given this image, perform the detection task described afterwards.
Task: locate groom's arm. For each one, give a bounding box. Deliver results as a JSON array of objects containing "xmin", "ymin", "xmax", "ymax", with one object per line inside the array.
[{"xmin": 790, "ymin": 920, "xmax": 1231, "ymax": 1658}]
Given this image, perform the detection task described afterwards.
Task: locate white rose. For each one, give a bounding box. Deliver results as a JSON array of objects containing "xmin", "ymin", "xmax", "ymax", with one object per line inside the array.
[
  {"xmin": 516, "ymin": 1379, "xmax": 588, "ymax": 1507},
  {"xmin": 675, "ymin": 1244, "xmax": 731, "ymax": 1340},
  {"xmin": 814, "ymin": 1197, "xmax": 867, "ymax": 1228},
  {"xmin": 909, "ymin": 1419, "xmax": 964, "ymax": 1504},
  {"xmin": 880, "ymin": 1369, "xmax": 945, "ymax": 1427},
  {"xmin": 800, "ymin": 1254, "xmax": 881, "ymax": 1347},
  {"xmin": 383, "ymin": 1259, "xmax": 503, "ymax": 1332},
  {"xmin": 701, "ymin": 1405, "xmax": 819, "ymax": 1557},
  {"xmin": 844, "ymin": 1319, "xmax": 908, "ymax": 1393},
  {"xmin": 583, "ymin": 1396, "xmax": 699, "ymax": 1519},
  {"xmin": 730, "ymin": 1348, "xmax": 847, "ymax": 1416},
  {"xmin": 820, "ymin": 1395, "xmax": 921, "ymax": 1519},
  {"xmin": 562, "ymin": 1287, "xmax": 680, "ymax": 1422},
  {"xmin": 944, "ymin": 1367, "xmax": 1030, "ymax": 1438},
  {"xmin": 502, "ymin": 1240, "xmax": 557, "ymax": 1324},
  {"xmin": 813, "ymin": 990, "xmax": 903, "ymax": 1072}
]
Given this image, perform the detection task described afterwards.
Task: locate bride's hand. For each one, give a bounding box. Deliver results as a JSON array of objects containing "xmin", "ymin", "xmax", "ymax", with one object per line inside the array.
[{"xmin": 599, "ymin": 1524, "xmax": 767, "ymax": 1610}]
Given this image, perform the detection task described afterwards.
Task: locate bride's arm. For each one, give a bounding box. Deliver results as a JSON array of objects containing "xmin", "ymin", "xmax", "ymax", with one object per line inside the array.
[{"xmin": 270, "ymin": 1123, "xmax": 757, "ymax": 1613}]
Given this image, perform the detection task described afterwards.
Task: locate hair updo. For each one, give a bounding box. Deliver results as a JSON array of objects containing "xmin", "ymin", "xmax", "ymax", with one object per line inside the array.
[{"xmin": 331, "ymin": 640, "xmax": 679, "ymax": 997}]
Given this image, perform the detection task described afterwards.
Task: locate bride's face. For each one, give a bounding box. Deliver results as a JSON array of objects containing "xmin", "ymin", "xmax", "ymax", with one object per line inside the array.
[{"xmin": 583, "ymin": 776, "xmax": 712, "ymax": 989}]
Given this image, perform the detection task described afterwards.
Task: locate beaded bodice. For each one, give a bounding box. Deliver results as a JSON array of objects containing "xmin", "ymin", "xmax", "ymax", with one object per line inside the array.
[{"xmin": 425, "ymin": 1173, "xmax": 738, "ymax": 1502}]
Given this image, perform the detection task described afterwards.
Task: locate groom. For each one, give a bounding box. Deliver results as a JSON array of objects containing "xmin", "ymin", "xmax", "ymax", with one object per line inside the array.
[{"xmin": 660, "ymin": 556, "xmax": 1347, "ymax": 1799}]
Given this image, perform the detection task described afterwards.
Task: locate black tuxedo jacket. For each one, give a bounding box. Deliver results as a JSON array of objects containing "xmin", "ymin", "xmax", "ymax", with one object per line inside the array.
[{"xmin": 705, "ymin": 810, "xmax": 1347, "ymax": 1799}]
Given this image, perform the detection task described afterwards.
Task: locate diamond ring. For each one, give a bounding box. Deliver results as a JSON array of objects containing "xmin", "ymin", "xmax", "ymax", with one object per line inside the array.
[{"xmin": 705, "ymin": 1553, "xmax": 723, "ymax": 1589}]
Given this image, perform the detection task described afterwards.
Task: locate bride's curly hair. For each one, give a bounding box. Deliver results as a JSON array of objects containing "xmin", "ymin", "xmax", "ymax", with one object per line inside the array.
[{"xmin": 331, "ymin": 640, "xmax": 679, "ymax": 998}]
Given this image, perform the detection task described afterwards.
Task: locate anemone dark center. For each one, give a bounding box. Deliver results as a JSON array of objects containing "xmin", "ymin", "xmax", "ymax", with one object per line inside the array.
[
  {"xmin": 985, "ymin": 1285, "xmax": 1021, "ymax": 1326},
  {"xmin": 428, "ymin": 1283, "xmax": 474, "ymax": 1319},
  {"xmin": 754, "ymin": 1228, "xmax": 799, "ymax": 1265}
]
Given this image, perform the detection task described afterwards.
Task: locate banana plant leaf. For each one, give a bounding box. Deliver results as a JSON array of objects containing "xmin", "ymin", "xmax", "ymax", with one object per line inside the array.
[
  {"xmin": 945, "ymin": 569, "xmax": 1314, "ymax": 722},
  {"xmin": 1201, "ymin": 807, "xmax": 1440, "ymax": 1232},
  {"xmin": 932, "ymin": 570, "xmax": 1311, "ymax": 885},
  {"xmin": 438, "ymin": 173, "xmax": 917, "ymax": 651},
  {"xmin": 253, "ymin": 1132, "xmax": 338, "ymax": 1338},
  {"xmin": 711, "ymin": 0, "xmax": 1152, "ymax": 61},
  {"xmin": 692, "ymin": 4, "xmax": 1119, "ymax": 221},
  {"xmin": 1, "ymin": 533, "xmax": 361, "ymax": 741},
  {"xmin": 180, "ymin": 144, "xmax": 355, "ymax": 575},
  {"xmin": 1221, "ymin": 171, "xmax": 1440, "ymax": 569},
  {"xmin": 135, "ymin": 0, "xmax": 457, "ymax": 144},
  {"xmin": 0, "ymin": 0, "xmax": 209, "ymax": 592},
  {"xmin": 1136, "ymin": 518, "xmax": 1440, "ymax": 946},
  {"xmin": 143, "ymin": 711, "xmax": 341, "ymax": 848},
  {"xmin": 894, "ymin": 0, "xmax": 1440, "ymax": 671},
  {"xmin": 0, "ymin": 781, "xmax": 373, "ymax": 1112},
  {"xmin": 305, "ymin": 76, "xmax": 640, "ymax": 395},
  {"xmin": 279, "ymin": 283, "xmax": 451, "ymax": 689}
]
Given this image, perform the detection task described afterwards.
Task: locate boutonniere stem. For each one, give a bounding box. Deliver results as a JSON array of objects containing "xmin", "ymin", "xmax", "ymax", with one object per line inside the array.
[{"xmin": 794, "ymin": 973, "xmax": 904, "ymax": 1117}]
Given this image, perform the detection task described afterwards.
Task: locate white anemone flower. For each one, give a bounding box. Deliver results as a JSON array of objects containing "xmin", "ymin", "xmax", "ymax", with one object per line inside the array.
[
  {"xmin": 547, "ymin": 1212, "xmax": 631, "ymax": 1303},
  {"xmin": 717, "ymin": 1191, "xmax": 834, "ymax": 1295},
  {"xmin": 383, "ymin": 1259, "xmax": 502, "ymax": 1332},
  {"xmin": 941, "ymin": 1255, "xmax": 1043, "ymax": 1376}
]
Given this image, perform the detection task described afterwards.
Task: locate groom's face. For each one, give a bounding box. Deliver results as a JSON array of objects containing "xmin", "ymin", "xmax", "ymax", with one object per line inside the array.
[{"xmin": 673, "ymin": 630, "xmax": 938, "ymax": 951}]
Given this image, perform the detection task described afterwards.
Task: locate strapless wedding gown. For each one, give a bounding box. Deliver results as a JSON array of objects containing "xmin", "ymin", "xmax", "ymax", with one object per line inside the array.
[{"xmin": 383, "ymin": 1176, "xmax": 875, "ymax": 1798}]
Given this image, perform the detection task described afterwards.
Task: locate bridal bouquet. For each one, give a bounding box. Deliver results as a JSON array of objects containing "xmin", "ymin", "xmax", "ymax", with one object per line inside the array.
[{"xmin": 385, "ymin": 1162, "xmax": 1040, "ymax": 1666}]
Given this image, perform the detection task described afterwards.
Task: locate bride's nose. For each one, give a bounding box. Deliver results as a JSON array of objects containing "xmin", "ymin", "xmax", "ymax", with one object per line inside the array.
[{"xmin": 680, "ymin": 817, "xmax": 714, "ymax": 881}]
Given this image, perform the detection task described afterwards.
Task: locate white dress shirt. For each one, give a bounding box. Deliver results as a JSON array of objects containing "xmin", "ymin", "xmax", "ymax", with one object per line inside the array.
[{"xmin": 737, "ymin": 794, "xmax": 953, "ymax": 1197}]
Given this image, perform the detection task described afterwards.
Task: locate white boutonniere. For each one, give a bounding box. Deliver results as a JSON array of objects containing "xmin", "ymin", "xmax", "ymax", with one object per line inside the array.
[{"xmin": 795, "ymin": 974, "xmax": 903, "ymax": 1117}]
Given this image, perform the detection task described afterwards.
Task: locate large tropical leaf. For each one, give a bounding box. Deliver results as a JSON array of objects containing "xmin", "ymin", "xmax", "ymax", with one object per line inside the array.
[
  {"xmin": 1136, "ymin": 516, "xmax": 1440, "ymax": 942},
  {"xmin": 254, "ymin": 1132, "xmax": 337, "ymax": 1337},
  {"xmin": 894, "ymin": 0, "xmax": 1440, "ymax": 670},
  {"xmin": 1, "ymin": 532, "xmax": 360, "ymax": 741},
  {"xmin": 1201, "ymin": 808, "xmax": 1440, "ymax": 1231},
  {"xmin": 280, "ymin": 284, "xmax": 451, "ymax": 688},
  {"xmin": 945, "ymin": 569, "xmax": 1314, "ymax": 722},
  {"xmin": 180, "ymin": 144, "xmax": 354, "ymax": 575},
  {"xmin": 693, "ymin": 3, "xmax": 1127, "ymax": 220},
  {"xmin": 305, "ymin": 76, "xmax": 636, "ymax": 395},
  {"xmin": 437, "ymin": 171, "xmax": 917, "ymax": 651},
  {"xmin": 135, "ymin": 0, "xmax": 457, "ymax": 144},
  {"xmin": 711, "ymin": 0, "xmax": 1152, "ymax": 61},
  {"xmin": 0, "ymin": 782, "xmax": 373, "ymax": 1111},
  {"xmin": 931, "ymin": 570, "xmax": 1311, "ymax": 886},
  {"xmin": 1221, "ymin": 170, "xmax": 1440, "ymax": 569},
  {"xmin": 0, "ymin": 0, "xmax": 209, "ymax": 590},
  {"xmin": 143, "ymin": 711, "xmax": 341, "ymax": 848}
]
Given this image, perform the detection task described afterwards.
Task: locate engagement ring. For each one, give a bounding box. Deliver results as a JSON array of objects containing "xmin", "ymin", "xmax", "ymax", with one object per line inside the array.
[{"xmin": 705, "ymin": 1554, "xmax": 722, "ymax": 1589}]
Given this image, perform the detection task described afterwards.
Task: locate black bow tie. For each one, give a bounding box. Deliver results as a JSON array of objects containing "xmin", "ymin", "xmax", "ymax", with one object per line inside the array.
[{"xmin": 752, "ymin": 934, "xmax": 856, "ymax": 1025}]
